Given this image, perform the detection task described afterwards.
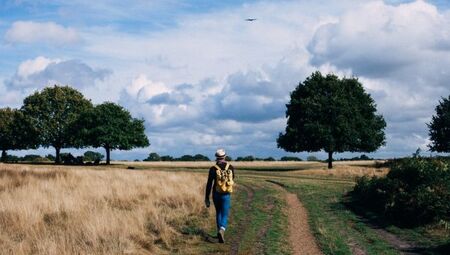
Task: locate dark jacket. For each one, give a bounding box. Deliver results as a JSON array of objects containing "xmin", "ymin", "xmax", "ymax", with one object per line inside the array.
[{"xmin": 205, "ymin": 161, "xmax": 235, "ymax": 200}]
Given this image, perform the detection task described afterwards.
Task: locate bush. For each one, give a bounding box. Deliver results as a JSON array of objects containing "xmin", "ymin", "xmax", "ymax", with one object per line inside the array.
[
  {"xmin": 307, "ymin": 155, "xmax": 319, "ymax": 161},
  {"xmin": 84, "ymin": 151, "xmax": 104, "ymax": 162},
  {"xmin": 160, "ymin": 155, "xmax": 173, "ymax": 161},
  {"xmin": 60, "ymin": 153, "xmax": 85, "ymax": 165},
  {"xmin": 352, "ymin": 157, "xmax": 450, "ymax": 226},
  {"xmin": 236, "ymin": 156, "xmax": 255, "ymax": 161},
  {"xmin": 46, "ymin": 154, "xmax": 55, "ymax": 161},
  {"xmin": 280, "ymin": 156, "xmax": 302, "ymax": 161},
  {"xmin": 22, "ymin": 154, "xmax": 50, "ymax": 162},
  {"xmin": 193, "ymin": 154, "xmax": 210, "ymax": 161},
  {"xmin": 178, "ymin": 155, "xmax": 195, "ymax": 161},
  {"xmin": 3, "ymin": 154, "xmax": 20, "ymax": 163}
]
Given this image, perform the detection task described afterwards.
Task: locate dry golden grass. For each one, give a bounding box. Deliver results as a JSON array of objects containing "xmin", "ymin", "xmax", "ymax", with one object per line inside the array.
[
  {"xmin": 0, "ymin": 164, "xmax": 206, "ymax": 255},
  {"xmin": 120, "ymin": 160, "xmax": 322, "ymax": 170},
  {"xmin": 298, "ymin": 164, "xmax": 389, "ymax": 178},
  {"xmin": 122, "ymin": 160, "xmax": 388, "ymax": 178}
]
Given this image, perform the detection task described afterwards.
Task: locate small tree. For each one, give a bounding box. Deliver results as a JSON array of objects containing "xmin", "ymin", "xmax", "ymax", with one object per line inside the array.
[
  {"xmin": 144, "ymin": 152, "xmax": 161, "ymax": 161},
  {"xmin": 278, "ymin": 72, "xmax": 386, "ymax": 168},
  {"xmin": 84, "ymin": 151, "xmax": 104, "ymax": 162},
  {"xmin": 280, "ymin": 156, "xmax": 302, "ymax": 161},
  {"xmin": 76, "ymin": 102, "xmax": 150, "ymax": 164},
  {"xmin": 193, "ymin": 154, "xmax": 210, "ymax": 161},
  {"xmin": 46, "ymin": 154, "xmax": 56, "ymax": 161},
  {"xmin": 0, "ymin": 108, "xmax": 39, "ymax": 162},
  {"xmin": 236, "ymin": 155, "xmax": 255, "ymax": 161},
  {"xmin": 21, "ymin": 86, "xmax": 93, "ymax": 164},
  {"xmin": 178, "ymin": 155, "xmax": 195, "ymax": 161},
  {"xmin": 307, "ymin": 155, "xmax": 319, "ymax": 161},
  {"xmin": 428, "ymin": 96, "xmax": 450, "ymax": 152}
]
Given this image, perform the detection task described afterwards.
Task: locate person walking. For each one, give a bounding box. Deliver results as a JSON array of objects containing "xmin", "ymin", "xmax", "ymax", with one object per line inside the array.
[{"xmin": 205, "ymin": 148, "xmax": 235, "ymax": 243}]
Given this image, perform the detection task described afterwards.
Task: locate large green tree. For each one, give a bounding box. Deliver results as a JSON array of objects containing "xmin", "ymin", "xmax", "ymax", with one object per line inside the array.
[
  {"xmin": 0, "ymin": 108, "xmax": 39, "ymax": 162},
  {"xmin": 428, "ymin": 95, "xmax": 450, "ymax": 152},
  {"xmin": 277, "ymin": 71, "xmax": 386, "ymax": 168},
  {"xmin": 76, "ymin": 102, "xmax": 150, "ymax": 164},
  {"xmin": 21, "ymin": 85, "xmax": 93, "ymax": 164}
]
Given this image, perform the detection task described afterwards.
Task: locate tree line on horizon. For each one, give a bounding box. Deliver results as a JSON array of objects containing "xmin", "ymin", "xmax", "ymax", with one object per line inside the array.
[
  {"xmin": 142, "ymin": 152, "xmax": 310, "ymax": 162},
  {"xmin": 0, "ymin": 85, "xmax": 149, "ymax": 164}
]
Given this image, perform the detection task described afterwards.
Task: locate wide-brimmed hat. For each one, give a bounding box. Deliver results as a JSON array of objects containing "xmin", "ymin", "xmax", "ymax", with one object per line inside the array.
[{"xmin": 215, "ymin": 148, "xmax": 226, "ymax": 158}]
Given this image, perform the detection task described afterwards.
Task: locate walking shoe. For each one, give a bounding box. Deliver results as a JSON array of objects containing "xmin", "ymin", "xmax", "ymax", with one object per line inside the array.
[{"xmin": 218, "ymin": 228, "xmax": 225, "ymax": 243}]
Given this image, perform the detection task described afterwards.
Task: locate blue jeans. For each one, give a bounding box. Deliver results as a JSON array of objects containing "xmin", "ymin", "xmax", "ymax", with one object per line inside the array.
[{"xmin": 213, "ymin": 192, "xmax": 231, "ymax": 231}]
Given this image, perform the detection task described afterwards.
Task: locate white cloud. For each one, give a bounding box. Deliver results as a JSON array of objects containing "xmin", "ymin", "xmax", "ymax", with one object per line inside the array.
[
  {"xmin": 17, "ymin": 56, "xmax": 60, "ymax": 78},
  {"xmin": 308, "ymin": 0, "xmax": 450, "ymax": 77},
  {"xmin": 126, "ymin": 74, "xmax": 170, "ymax": 103},
  {"xmin": 5, "ymin": 21, "xmax": 80, "ymax": 45},
  {"xmin": 1, "ymin": 57, "xmax": 112, "ymax": 108},
  {"xmin": 7, "ymin": 57, "xmax": 110, "ymax": 90}
]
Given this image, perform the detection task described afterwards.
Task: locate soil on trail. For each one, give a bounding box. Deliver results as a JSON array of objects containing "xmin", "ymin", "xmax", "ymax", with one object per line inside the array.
[
  {"xmin": 267, "ymin": 180, "xmax": 323, "ymax": 255},
  {"xmin": 285, "ymin": 192, "xmax": 323, "ymax": 255}
]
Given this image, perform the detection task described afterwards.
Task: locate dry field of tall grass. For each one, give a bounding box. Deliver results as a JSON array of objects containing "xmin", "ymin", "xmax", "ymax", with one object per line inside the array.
[
  {"xmin": 120, "ymin": 160, "xmax": 321, "ymax": 169},
  {"xmin": 0, "ymin": 164, "xmax": 206, "ymax": 255},
  {"xmin": 122, "ymin": 160, "xmax": 388, "ymax": 178}
]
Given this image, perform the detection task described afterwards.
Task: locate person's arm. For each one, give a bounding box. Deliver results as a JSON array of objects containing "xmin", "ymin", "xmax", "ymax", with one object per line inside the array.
[{"xmin": 205, "ymin": 168, "xmax": 214, "ymax": 207}]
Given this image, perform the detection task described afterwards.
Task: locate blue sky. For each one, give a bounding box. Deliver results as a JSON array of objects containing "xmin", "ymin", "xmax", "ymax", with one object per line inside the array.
[{"xmin": 1, "ymin": 0, "xmax": 450, "ymax": 160}]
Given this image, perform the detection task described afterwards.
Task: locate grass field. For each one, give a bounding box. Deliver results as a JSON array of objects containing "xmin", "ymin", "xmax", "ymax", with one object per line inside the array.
[{"xmin": 0, "ymin": 161, "xmax": 448, "ymax": 254}]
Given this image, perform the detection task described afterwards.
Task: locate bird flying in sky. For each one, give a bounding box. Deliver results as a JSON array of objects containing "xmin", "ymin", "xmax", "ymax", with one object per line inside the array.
[{"xmin": 245, "ymin": 18, "xmax": 257, "ymax": 21}]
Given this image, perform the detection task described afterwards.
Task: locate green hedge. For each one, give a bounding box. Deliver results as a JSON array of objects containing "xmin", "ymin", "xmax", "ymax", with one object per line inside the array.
[{"xmin": 352, "ymin": 157, "xmax": 450, "ymax": 226}]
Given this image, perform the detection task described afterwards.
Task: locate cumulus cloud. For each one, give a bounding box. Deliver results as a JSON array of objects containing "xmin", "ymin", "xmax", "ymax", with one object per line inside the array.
[
  {"xmin": 6, "ymin": 57, "xmax": 111, "ymax": 90},
  {"xmin": 16, "ymin": 56, "xmax": 59, "ymax": 78},
  {"xmin": 308, "ymin": 1, "xmax": 450, "ymax": 77},
  {"xmin": 5, "ymin": 21, "xmax": 80, "ymax": 45},
  {"xmin": 126, "ymin": 74, "xmax": 170, "ymax": 103},
  {"xmin": 1, "ymin": 57, "xmax": 112, "ymax": 108}
]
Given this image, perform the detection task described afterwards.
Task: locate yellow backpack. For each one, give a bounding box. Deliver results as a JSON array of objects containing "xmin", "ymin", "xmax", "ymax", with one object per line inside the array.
[{"xmin": 214, "ymin": 163, "xmax": 234, "ymax": 193}]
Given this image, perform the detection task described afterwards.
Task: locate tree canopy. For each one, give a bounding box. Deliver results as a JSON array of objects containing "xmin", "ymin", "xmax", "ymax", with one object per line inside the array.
[
  {"xmin": 21, "ymin": 85, "xmax": 93, "ymax": 163},
  {"xmin": 0, "ymin": 108, "xmax": 39, "ymax": 161},
  {"xmin": 76, "ymin": 102, "xmax": 149, "ymax": 164},
  {"xmin": 428, "ymin": 95, "xmax": 450, "ymax": 152},
  {"xmin": 277, "ymin": 71, "xmax": 386, "ymax": 168}
]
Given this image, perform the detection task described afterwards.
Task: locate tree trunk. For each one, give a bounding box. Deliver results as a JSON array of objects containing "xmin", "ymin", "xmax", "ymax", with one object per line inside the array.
[
  {"xmin": 1, "ymin": 150, "xmax": 6, "ymax": 162},
  {"xmin": 105, "ymin": 146, "xmax": 111, "ymax": 165},
  {"xmin": 327, "ymin": 151, "xmax": 333, "ymax": 169},
  {"xmin": 55, "ymin": 147, "xmax": 61, "ymax": 164}
]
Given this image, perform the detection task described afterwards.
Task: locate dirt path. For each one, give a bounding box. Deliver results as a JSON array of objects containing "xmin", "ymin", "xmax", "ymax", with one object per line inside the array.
[
  {"xmin": 266, "ymin": 180, "xmax": 323, "ymax": 255},
  {"xmin": 285, "ymin": 192, "xmax": 323, "ymax": 255}
]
